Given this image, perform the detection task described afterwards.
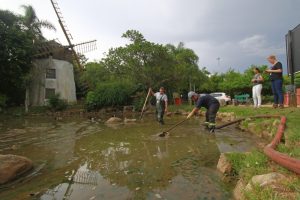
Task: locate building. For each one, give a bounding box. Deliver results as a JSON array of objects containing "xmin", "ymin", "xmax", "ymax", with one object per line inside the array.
[{"xmin": 28, "ymin": 40, "xmax": 77, "ymax": 106}]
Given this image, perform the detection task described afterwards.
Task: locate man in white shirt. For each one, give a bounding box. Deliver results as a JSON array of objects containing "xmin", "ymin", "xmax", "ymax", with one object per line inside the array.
[{"xmin": 150, "ymin": 87, "xmax": 168, "ymax": 125}]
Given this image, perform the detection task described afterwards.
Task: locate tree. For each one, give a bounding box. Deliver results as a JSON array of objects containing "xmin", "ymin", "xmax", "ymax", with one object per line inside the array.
[
  {"xmin": 0, "ymin": 5, "xmax": 56, "ymax": 107},
  {"xmin": 0, "ymin": 10, "xmax": 34, "ymax": 105},
  {"xmin": 20, "ymin": 5, "xmax": 56, "ymax": 40}
]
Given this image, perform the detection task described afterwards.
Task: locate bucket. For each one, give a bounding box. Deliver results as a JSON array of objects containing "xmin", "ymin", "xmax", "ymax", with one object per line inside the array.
[
  {"xmin": 284, "ymin": 93, "xmax": 290, "ymax": 106},
  {"xmin": 174, "ymin": 98, "xmax": 182, "ymax": 105},
  {"xmin": 297, "ymin": 89, "xmax": 300, "ymax": 106}
]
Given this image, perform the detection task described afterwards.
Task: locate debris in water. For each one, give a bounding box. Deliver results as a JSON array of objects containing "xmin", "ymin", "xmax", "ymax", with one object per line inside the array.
[
  {"xmin": 155, "ymin": 194, "xmax": 162, "ymax": 199},
  {"xmin": 135, "ymin": 187, "xmax": 140, "ymax": 191},
  {"xmin": 89, "ymin": 196, "xmax": 96, "ymax": 200}
]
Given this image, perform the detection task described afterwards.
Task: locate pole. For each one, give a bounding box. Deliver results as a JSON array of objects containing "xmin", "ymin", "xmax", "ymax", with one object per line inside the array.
[{"xmin": 140, "ymin": 89, "xmax": 151, "ymax": 120}]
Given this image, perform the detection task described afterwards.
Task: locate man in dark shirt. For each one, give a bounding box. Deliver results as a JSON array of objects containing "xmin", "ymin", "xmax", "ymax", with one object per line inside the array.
[
  {"xmin": 187, "ymin": 91, "xmax": 220, "ymax": 133},
  {"xmin": 265, "ymin": 55, "xmax": 284, "ymax": 108}
]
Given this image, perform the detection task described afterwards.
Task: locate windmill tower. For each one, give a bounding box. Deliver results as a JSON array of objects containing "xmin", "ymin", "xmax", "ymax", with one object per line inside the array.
[{"xmin": 27, "ymin": 0, "xmax": 97, "ymax": 107}]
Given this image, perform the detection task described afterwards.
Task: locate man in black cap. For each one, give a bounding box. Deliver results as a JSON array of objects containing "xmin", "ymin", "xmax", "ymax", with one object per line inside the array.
[{"xmin": 187, "ymin": 91, "xmax": 220, "ymax": 133}]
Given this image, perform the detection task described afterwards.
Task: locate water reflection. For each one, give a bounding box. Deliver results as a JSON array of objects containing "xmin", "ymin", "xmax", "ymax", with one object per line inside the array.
[{"xmin": 0, "ymin": 117, "xmax": 259, "ymax": 200}]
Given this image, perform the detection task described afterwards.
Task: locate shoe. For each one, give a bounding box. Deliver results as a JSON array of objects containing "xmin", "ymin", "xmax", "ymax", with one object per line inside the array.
[
  {"xmin": 272, "ymin": 104, "xmax": 278, "ymax": 109},
  {"xmin": 203, "ymin": 122, "xmax": 209, "ymax": 129},
  {"xmin": 208, "ymin": 123, "xmax": 216, "ymax": 133},
  {"xmin": 279, "ymin": 104, "xmax": 284, "ymax": 109}
]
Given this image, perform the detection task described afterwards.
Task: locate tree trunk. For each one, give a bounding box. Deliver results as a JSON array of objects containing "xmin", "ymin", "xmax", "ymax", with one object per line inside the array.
[{"xmin": 25, "ymin": 87, "xmax": 29, "ymax": 113}]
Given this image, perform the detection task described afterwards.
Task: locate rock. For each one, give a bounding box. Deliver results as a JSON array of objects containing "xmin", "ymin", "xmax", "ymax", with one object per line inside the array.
[
  {"xmin": 217, "ymin": 153, "xmax": 232, "ymax": 174},
  {"xmin": 245, "ymin": 172, "xmax": 287, "ymax": 192},
  {"xmin": 105, "ymin": 117, "xmax": 122, "ymax": 124},
  {"xmin": 10, "ymin": 145, "xmax": 19, "ymax": 150},
  {"xmin": 233, "ymin": 179, "xmax": 247, "ymax": 200},
  {"xmin": 0, "ymin": 154, "xmax": 33, "ymax": 184},
  {"xmin": 124, "ymin": 118, "xmax": 137, "ymax": 123}
]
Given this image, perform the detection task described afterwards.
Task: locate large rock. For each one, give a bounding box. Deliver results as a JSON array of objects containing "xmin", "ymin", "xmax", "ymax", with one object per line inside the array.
[
  {"xmin": 245, "ymin": 172, "xmax": 287, "ymax": 192},
  {"xmin": 217, "ymin": 153, "xmax": 232, "ymax": 175},
  {"xmin": 105, "ymin": 117, "xmax": 122, "ymax": 124},
  {"xmin": 0, "ymin": 154, "xmax": 33, "ymax": 184},
  {"xmin": 233, "ymin": 179, "xmax": 247, "ymax": 200}
]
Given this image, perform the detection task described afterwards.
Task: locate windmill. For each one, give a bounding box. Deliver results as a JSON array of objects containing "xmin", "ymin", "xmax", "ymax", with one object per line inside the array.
[
  {"xmin": 34, "ymin": 0, "xmax": 97, "ymax": 70},
  {"xmin": 27, "ymin": 0, "xmax": 97, "ymax": 110}
]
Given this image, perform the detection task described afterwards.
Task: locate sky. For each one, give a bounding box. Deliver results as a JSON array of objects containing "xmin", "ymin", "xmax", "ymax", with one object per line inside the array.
[{"xmin": 1, "ymin": 0, "xmax": 300, "ymax": 73}]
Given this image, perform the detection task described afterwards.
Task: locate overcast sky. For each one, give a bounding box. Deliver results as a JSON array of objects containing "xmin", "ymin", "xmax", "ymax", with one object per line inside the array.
[{"xmin": 1, "ymin": 0, "xmax": 300, "ymax": 73}]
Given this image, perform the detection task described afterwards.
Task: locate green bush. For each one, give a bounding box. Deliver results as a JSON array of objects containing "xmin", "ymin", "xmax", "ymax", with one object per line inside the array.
[
  {"xmin": 0, "ymin": 94, "xmax": 7, "ymax": 108},
  {"xmin": 47, "ymin": 94, "xmax": 68, "ymax": 111},
  {"xmin": 85, "ymin": 81, "xmax": 136, "ymax": 111},
  {"xmin": 262, "ymin": 95, "xmax": 273, "ymax": 104}
]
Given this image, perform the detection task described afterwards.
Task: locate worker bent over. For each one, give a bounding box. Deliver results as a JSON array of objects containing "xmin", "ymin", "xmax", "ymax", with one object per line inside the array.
[
  {"xmin": 150, "ymin": 87, "xmax": 168, "ymax": 125},
  {"xmin": 187, "ymin": 91, "xmax": 220, "ymax": 133}
]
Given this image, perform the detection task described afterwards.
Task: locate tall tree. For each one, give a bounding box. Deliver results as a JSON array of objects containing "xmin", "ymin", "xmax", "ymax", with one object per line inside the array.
[
  {"xmin": 20, "ymin": 5, "xmax": 56, "ymax": 40},
  {"xmin": 0, "ymin": 5, "xmax": 56, "ymax": 107},
  {"xmin": 0, "ymin": 9, "xmax": 34, "ymax": 105}
]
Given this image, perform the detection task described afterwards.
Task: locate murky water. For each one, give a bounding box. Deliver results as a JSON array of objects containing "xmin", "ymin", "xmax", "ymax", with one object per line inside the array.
[{"xmin": 0, "ymin": 115, "xmax": 260, "ymax": 200}]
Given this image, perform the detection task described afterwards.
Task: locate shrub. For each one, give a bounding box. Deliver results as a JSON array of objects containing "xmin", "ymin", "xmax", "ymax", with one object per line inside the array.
[
  {"xmin": 262, "ymin": 95, "xmax": 273, "ymax": 104},
  {"xmin": 85, "ymin": 80, "xmax": 136, "ymax": 111},
  {"xmin": 47, "ymin": 94, "xmax": 68, "ymax": 111},
  {"xmin": 0, "ymin": 94, "xmax": 7, "ymax": 109}
]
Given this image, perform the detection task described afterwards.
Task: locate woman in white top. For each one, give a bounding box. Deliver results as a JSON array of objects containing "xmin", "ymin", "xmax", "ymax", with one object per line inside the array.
[{"xmin": 251, "ymin": 67, "xmax": 264, "ymax": 108}]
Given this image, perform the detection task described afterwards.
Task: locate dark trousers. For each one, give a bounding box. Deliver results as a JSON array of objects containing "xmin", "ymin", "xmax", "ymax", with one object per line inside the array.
[
  {"xmin": 156, "ymin": 110, "xmax": 164, "ymax": 123},
  {"xmin": 156, "ymin": 103, "xmax": 165, "ymax": 123},
  {"xmin": 271, "ymin": 79, "xmax": 283, "ymax": 105},
  {"xmin": 205, "ymin": 103, "xmax": 220, "ymax": 124}
]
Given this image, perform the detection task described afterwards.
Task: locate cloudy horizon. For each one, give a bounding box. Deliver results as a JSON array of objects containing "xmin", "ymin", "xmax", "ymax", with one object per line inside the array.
[{"xmin": 1, "ymin": 0, "xmax": 300, "ymax": 73}]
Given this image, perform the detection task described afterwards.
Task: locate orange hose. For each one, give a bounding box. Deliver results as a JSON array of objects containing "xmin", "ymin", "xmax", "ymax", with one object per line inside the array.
[{"xmin": 263, "ymin": 116, "xmax": 300, "ymax": 174}]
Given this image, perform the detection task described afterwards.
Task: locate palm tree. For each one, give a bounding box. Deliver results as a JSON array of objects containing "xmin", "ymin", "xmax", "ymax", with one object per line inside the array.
[{"xmin": 20, "ymin": 5, "xmax": 56, "ymax": 40}]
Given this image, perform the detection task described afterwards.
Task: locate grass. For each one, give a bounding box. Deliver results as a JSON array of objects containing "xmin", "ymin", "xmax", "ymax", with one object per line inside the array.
[{"xmin": 226, "ymin": 150, "xmax": 269, "ymax": 182}]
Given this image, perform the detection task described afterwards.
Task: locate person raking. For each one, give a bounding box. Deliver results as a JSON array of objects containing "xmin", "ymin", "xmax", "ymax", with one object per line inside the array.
[
  {"xmin": 187, "ymin": 92, "xmax": 220, "ymax": 133},
  {"xmin": 150, "ymin": 87, "xmax": 168, "ymax": 125}
]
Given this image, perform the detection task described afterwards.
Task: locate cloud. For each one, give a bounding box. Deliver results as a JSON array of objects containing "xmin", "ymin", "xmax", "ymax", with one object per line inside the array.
[
  {"xmin": 239, "ymin": 35, "xmax": 285, "ymax": 57},
  {"xmin": 1, "ymin": 0, "xmax": 300, "ymax": 73}
]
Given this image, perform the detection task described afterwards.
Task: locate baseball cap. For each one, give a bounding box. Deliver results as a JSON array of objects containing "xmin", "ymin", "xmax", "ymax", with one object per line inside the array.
[{"xmin": 188, "ymin": 91, "xmax": 197, "ymax": 99}]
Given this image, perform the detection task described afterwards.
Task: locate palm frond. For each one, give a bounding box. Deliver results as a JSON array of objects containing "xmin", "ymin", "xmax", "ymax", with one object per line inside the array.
[{"xmin": 37, "ymin": 20, "xmax": 56, "ymax": 31}]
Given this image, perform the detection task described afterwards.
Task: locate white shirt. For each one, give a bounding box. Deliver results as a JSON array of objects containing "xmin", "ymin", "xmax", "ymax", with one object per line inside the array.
[{"xmin": 154, "ymin": 92, "xmax": 168, "ymax": 102}]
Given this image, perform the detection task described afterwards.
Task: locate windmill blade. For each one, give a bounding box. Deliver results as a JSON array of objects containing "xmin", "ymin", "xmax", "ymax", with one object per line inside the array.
[
  {"xmin": 73, "ymin": 40, "xmax": 97, "ymax": 54},
  {"xmin": 50, "ymin": 0, "xmax": 82, "ymax": 69}
]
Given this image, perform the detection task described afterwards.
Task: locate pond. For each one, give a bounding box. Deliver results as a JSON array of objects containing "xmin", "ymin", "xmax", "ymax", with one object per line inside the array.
[{"xmin": 0, "ymin": 115, "xmax": 260, "ymax": 200}]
